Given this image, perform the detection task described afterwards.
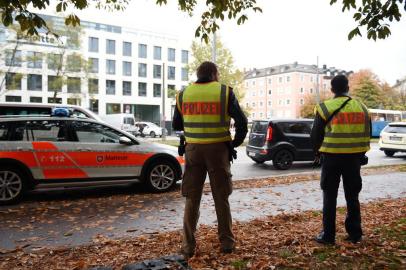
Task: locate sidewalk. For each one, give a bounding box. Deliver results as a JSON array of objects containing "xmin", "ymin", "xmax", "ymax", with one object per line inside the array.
[{"xmin": 0, "ymin": 172, "xmax": 405, "ymax": 269}]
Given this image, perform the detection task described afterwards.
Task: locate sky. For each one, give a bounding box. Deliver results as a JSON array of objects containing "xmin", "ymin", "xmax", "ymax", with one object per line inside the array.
[{"xmin": 39, "ymin": 0, "xmax": 406, "ymax": 85}]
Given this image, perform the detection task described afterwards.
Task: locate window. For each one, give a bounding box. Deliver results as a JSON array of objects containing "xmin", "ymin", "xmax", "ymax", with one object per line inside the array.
[
  {"xmin": 106, "ymin": 80, "xmax": 116, "ymax": 95},
  {"xmin": 138, "ymin": 44, "xmax": 147, "ymax": 58},
  {"xmin": 24, "ymin": 120, "xmax": 66, "ymax": 142},
  {"xmin": 181, "ymin": 50, "xmax": 189, "ymax": 63},
  {"xmin": 138, "ymin": 82, "xmax": 147, "ymax": 97},
  {"xmin": 278, "ymin": 99, "xmax": 283, "ymax": 105},
  {"xmin": 5, "ymin": 50, "xmax": 22, "ymax": 67},
  {"xmin": 280, "ymin": 122, "xmax": 311, "ymax": 134},
  {"xmin": 48, "ymin": 97, "xmax": 62, "ymax": 104},
  {"xmin": 138, "ymin": 63, "xmax": 147, "ymax": 77},
  {"xmin": 153, "ymin": 46, "xmax": 161, "ymax": 60},
  {"xmin": 72, "ymin": 121, "xmax": 123, "ymax": 143},
  {"xmin": 27, "ymin": 74, "xmax": 42, "ymax": 91},
  {"xmin": 251, "ymin": 112, "xmax": 255, "ymax": 118},
  {"xmin": 106, "ymin": 39, "xmax": 116, "ymax": 54},
  {"xmin": 300, "ymin": 99, "xmax": 304, "ymax": 105},
  {"xmin": 279, "ymin": 77, "xmax": 283, "ymax": 83},
  {"xmin": 167, "ymin": 84, "xmax": 176, "ymax": 98},
  {"xmin": 123, "ymin": 81, "xmax": 132, "ymax": 96},
  {"xmin": 123, "ymin": 61, "xmax": 132, "ymax": 76},
  {"xmin": 300, "ymin": 87, "xmax": 304, "ymax": 94},
  {"xmin": 67, "ymin": 77, "xmax": 81, "ymax": 93},
  {"xmin": 48, "ymin": 76, "xmax": 62, "ymax": 92},
  {"xmin": 251, "ymin": 90, "xmax": 256, "ymax": 97},
  {"xmin": 89, "ymin": 99, "xmax": 99, "ymax": 113},
  {"xmin": 268, "ymin": 89, "xmax": 272, "ymax": 95},
  {"xmin": 88, "ymin": 37, "xmax": 99, "ymax": 52},
  {"xmin": 286, "ymin": 99, "xmax": 290, "ymax": 105},
  {"xmin": 168, "ymin": 66, "xmax": 175, "ymax": 80},
  {"xmin": 168, "ymin": 48, "xmax": 175, "ymax": 62},
  {"xmin": 181, "ymin": 68, "xmax": 188, "ymax": 81},
  {"xmin": 106, "ymin": 59, "xmax": 116, "ymax": 74},
  {"xmin": 286, "ymin": 76, "xmax": 290, "ymax": 82},
  {"xmin": 5, "ymin": 73, "xmax": 22, "ymax": 90},
  {"xmin": 27, "ymin": 51, "xmax": 42, "ymax": 68},
  {"xmin": 153, "ymin": 65, "xmax": 162, "ymax": 79},
  {"xmin": 301, "ymin": 75, "xmax": 304, "ymax": 82},
  {"xmin": 67, "ymin": 54, "xmax": 82, "ymax": 72},
  {"xmin": 88, "ymin": 58, "xmax": 99, "ymax": 73},
  {"xmin": 268, "ymin": 78, "xmax": 272, "ymax": 84},
  {"xmin": 67, "ymin": 98, "xmax": 81, "ymax": 106},
  {"xmin": 259, "ymin": 89, "xmax": 264, "ymax": 96},
  {"xmin": 259, "ymin": 101, "xmax": 263, "ymax": 107},
  {"xmin": 268, "ymin": 100, "xmax": 272, "ymax": 106},
  {"xmin": 123, "ymin": 41, "xmax": 132, "ymax": 56},
  {"xmin": 47, "ymin": 53, "xmax": 62, "ymax": 70},
  {"xmin": 106, "ymin": 103, "xmax": 121, "ymax": 114},
  {"xmin": 88, "ymin": 78, "xmax": 99, "ymax": 94},
  {"xmin": 260, "ymin": 112, "xmax": 263, "ymax": 118},
  {"xmin": 5, "ymin": 96, "xmax": 21, "ymax": 102},
  {"xmin": 252, "ymin": 81, "xmax": 255, "ymax": 86},
  {"xmin": 153, "ymin": 83, "xmax": 161, "ymax": 97},
  {"xmin": 251, "ymin": 102, "xmax": 256, "ymax": 107},
  {"xmin": 310, "ymin": 88, "xmax": 314, "ymax": 94},
  {"xmin": 310, "ymin": 76, "xmax": 314, "ymax": 82},
  {"xmin": 30, "ymin": 97, "xmax": 42, "ymax": 103}
]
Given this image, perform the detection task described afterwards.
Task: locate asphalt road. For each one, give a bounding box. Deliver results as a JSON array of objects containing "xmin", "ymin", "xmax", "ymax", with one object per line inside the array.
[{"xmin": 231, "ymin": 143, "xmax": 406, "ymax": 180}]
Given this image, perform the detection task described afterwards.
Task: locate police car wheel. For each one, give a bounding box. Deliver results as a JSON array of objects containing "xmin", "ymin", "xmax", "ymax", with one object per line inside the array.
[
  {"xmin": 272, "ymin": 149, "xmax": 293, "ymax": 170},
  {"xmin": 0, "ymin": 167, "xmax": 26, "ymax": 205},
  {"xmin": 150, "ymin": 131, "xmax": 156, "ymax": 138},
  {"xmin": 145, "ymin": 160, "xmax": 177, "ymax": 192}
]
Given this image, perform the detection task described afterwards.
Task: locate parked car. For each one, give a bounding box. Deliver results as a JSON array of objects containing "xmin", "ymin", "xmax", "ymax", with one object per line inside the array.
[
  {"xmin": 135, "ymin": 122, "xmax": 166, "ymax": 138},
  {"xmin": 246, "ymin": 119, "xmax": 315, "ymax": 170},
  {"xmin": 0, "ymin": 111, "xmax": 184, "ymax": 205},
  {"xmin": 101, "ymin": 113, "xmax": 139, "ymax": 136},
  {"xmin": 0, "ymin": 102, "xmax": 102, "ymax": 122},
  {"xmin": 379, "ymin": 122, "xmax": 406, "ymax": 156}
]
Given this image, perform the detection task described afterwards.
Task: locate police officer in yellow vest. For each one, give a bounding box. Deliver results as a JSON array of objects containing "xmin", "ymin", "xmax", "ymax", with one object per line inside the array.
[
  {"xmin": 172, "ymin": 61, "xmax": 248, "ymax": 258},
  {"xmin": 311, "ymin": 74, "xmax": 371, "ymax": 245}
]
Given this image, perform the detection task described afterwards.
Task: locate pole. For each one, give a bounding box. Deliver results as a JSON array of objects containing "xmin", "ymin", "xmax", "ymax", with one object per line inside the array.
[
  {"xmin": 212, "ymin": 30, "xmax": 217, "ymax": 63},
  {"xmin": 161, "ymin": 62, "xmax": 166, "ymax": 140},
  {"xmin": 315, "ymin": 56, "xmax": 320, "ymax": 104}
]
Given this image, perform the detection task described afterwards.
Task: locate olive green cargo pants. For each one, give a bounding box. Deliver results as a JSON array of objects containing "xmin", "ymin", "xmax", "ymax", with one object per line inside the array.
[{"xmin": 181, "ymin": 142, "xmax": 234, "ymax": 254}]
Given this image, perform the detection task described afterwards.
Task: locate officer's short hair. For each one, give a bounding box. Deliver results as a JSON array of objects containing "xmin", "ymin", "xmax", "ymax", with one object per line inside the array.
[
  {"xmin": 196, "ymin": 61, "xmax": 218, "ymax": 80},
  {"xmin": 331, "ymin": 75, "xmax": 349, "ymax": 94}
]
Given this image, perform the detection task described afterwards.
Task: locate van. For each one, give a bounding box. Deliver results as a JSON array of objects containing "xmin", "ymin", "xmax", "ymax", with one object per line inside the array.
[
  {"xmin": 101, "ymin": 113, "xmax": 139, "ymax": 135},
  {"xmin": 0, "ymin": 103, "xmax": 102, "ymax": 122},
  {"xmin": 246, "ymin": 119, "xmax": 315, "ymax": 170}
]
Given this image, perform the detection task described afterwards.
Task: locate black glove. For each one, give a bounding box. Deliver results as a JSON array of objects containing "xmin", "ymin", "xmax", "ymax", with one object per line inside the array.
[
  {"xmin": 178, "ymin": 135, "xmax": 185, "ymax": 156},
  {"xmin": 312, "ymin": 152, "xmax": 321, "ymax": 168},
  {"xmin": 227, "ymin": 142, "xmax": 237, "ymax": 162}
]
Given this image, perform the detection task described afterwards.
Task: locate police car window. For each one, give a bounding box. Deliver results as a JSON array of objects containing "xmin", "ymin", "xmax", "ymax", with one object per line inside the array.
[
  {"xmin": 25, "ymin": 120, "xmax": 67, "ymax": 141},
  {"xmin": 71, "ymin": 110, "xmax": 88, "ymax": 119},
  {"xmin": 0, "ymin": 122, "xmax": 10, "ymax": 140},
  {"xmin": 72, "ymin": 121, "xmax": 122, "ymax": 143}
]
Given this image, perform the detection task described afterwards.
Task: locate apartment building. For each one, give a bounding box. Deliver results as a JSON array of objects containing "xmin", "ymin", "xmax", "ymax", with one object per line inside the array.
[
  {"xmin": 0, "ymin": 14, "xmax": 190, "ymax": 125},
  {"xmin": 243, "ymin": 62, "xmax": 352, "ymax": 121}
]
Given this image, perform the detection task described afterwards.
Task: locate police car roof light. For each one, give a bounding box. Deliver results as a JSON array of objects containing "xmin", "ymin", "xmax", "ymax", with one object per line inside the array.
[{"xmin": 51, "ymin": 107, "xmax": 71, "ymax": 117}]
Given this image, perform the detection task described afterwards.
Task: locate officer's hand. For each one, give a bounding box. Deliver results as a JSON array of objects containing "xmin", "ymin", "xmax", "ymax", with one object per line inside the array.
[{"xmin": 232, "ymin": 148, "xmax": 237, "ymax": 160}]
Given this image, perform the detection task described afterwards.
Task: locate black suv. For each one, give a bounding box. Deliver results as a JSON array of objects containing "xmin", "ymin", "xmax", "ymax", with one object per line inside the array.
[{"xmin": 246, "ymin": 119, "xmax": 315, "ymax": 170}]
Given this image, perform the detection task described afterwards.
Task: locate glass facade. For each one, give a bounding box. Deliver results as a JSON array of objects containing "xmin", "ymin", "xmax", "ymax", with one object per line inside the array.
[
  {"xmin": 138, "ymin": 63, "xmax": 147, "ymax": 77},
  {"xmin": 27, "ymin": 51, "xmax": 42, "ymax": 68},
  {"xmin": 138, "ymin": 44, "xmax": 147, "ymax": 58},
  {"xmin": 153, "ymin": 64, "xmax": 162, "ymax": 79},
  {"xmin": 153, "ymin": 83, "xmax": 161, "ymax": 97},
  {"xmin": 88, "ymin": 37, "xmax": 99, "ymax": 52},
  {"xmin": 106, "ymin": 59, "xmax": 116, "ymax": 74},
  {"xmin": 153, "ymin": 46, "xmax": 161, "ymax": 60},
  {"xmin": 27, "ymin": 74, "xmax": 42, "ymax": 91},
  {"xmin": 123, "ymin": 41, "xmax": 132, "ymax": 56},
  {"xmin": 123, "ymin": 81, "xmax": 132, "ymax": 96},
  {"xmin": 168, "ymin": 66, "xmax": 175, "ymax": 80},
  {"xmin": 106, "ymin": 39, "xmax": 116, "ymax": 54},
  {"xmin": 138, "ymin": 82, "xmax": 147, "ymax": 96},
  {"xmin": 123, "ymin": 61, "xmax": 132, "ymax": 76},
  {"xmin": 106, "ymin": 80, "xmax": 116, "ymax": 95},
  {"xmin": 168, "ymin": 48, "xmax": 175, "ymax": 62}
]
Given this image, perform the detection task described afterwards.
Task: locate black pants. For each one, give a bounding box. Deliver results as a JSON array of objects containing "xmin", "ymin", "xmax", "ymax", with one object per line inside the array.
[{"xmin": 320, "ymin": 153, "xmax": 363, "ymax": 240}]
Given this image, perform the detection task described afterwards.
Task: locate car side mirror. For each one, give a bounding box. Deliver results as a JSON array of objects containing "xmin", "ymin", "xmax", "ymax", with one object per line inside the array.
[{"xmin": 119, "ymin": 136, "xmax": 133, "ymax": 145}]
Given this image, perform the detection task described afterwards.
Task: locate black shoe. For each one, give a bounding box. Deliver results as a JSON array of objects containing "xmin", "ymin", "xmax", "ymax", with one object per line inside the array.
[
  {"xmin": 179, "ymin": 248, "xmax": 194, "ymax": 259},
  {"xmin": 344, "ymin": 235, "xmax": 362, "ymax": 244},
  {"xmin": 220, "ymin": 247, "xmax": 235, "ymax": 254},
  {"xmin": 314, "ymin": 232, "xmax": 335, "ymax": 245}
]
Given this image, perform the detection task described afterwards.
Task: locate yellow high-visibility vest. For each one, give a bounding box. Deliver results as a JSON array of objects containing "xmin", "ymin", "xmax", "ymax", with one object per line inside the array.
[
  {"xmin": 315, "ymin": 97, "xmax": 370, "ymax": 153},
  {"xmin": 177, "ymin": 81, "xmax": 231, "ymax": 144}
]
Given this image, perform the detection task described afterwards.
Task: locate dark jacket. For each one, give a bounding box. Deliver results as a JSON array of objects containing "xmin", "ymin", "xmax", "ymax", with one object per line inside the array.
[
  {"xmin": 172, "ymin": 78, "xmax": 248, "ymax": 148},
  {"xmin": 311, "ymin": 94, "xmax": 372, "ymax": 154}
]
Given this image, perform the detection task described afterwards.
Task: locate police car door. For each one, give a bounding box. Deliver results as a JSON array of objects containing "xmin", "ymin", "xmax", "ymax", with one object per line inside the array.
[{"xmin": 67, "ymin": 120, "xmax": 144, "ymax": 179}]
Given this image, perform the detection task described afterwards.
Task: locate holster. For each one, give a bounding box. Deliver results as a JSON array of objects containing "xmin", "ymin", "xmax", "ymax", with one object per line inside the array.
[
  {"xmin": 226, "ymin": 142, "xmax": 237, "ymax": 163},
  {"xmin": 178, "ymin": 135, "xmax": 186, "ymax": 156}
]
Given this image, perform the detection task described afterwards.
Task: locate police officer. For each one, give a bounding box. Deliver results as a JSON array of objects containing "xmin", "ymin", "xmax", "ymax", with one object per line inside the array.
[
  {"xmin": 172, "ymin": 61, "xmax": 248, "ymax": 258},
  {"xmin": 311, "ymin": 74, "xmax": 371, "ymax": 245}
]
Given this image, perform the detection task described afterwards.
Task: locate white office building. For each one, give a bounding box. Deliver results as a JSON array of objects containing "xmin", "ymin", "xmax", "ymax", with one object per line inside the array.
[{"xmin": 0, "ymin": 14, "xmax": 190, "ymax": 126}]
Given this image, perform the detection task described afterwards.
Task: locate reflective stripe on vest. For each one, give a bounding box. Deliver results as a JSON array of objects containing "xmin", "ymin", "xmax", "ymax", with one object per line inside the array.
[
  {"xmin": 315, "ymin": 97, "xmax": 370, "ymax": 153},
  {"xmin": 179, "ymin": 82, "xmax": 231, "ymax": 144}
]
